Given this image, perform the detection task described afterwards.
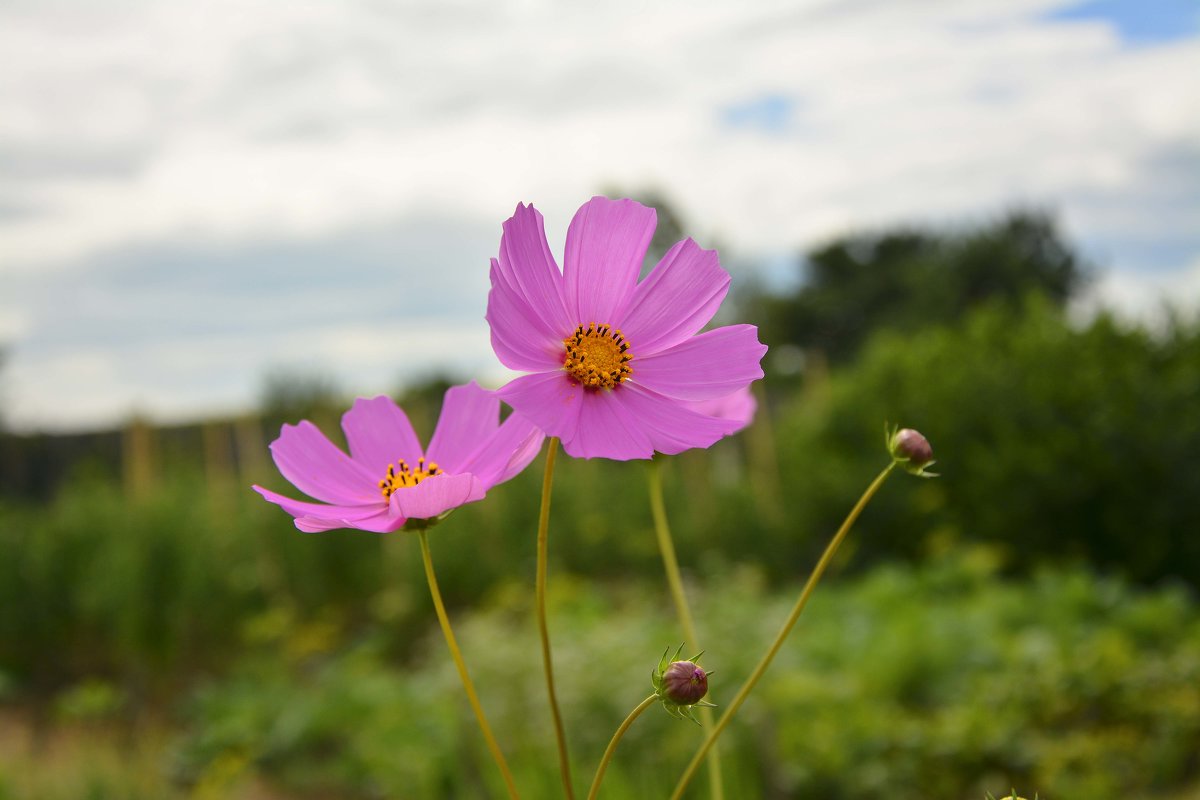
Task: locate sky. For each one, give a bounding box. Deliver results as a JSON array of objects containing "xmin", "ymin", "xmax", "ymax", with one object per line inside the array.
[{"xmin": 2, "ymin": 0, "xmax": 1198, "ymax": 432}]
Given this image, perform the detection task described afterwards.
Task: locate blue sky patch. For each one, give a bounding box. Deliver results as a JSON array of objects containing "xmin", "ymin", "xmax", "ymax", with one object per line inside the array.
[
  {"xmin": 720, "ymin": 93, "xmax": 799, "ymax": 134},
  {"xmin": 1049, "ymin": 0, "xmax": 1199, "ymax": 44}
]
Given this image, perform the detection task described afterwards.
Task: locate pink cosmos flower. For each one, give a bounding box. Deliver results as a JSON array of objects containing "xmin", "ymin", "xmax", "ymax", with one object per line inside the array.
[
  {"xmin": 254, "ymin": 382, "xmax": 544, "ymax": 532},
  {"xmin": 488, "ymin": 196, "xmax": 767, "ymax": 460}
]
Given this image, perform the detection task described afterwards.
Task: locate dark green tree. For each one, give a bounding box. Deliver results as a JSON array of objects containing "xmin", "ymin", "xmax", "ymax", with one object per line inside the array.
[{"xmin": 756, "ymin": 210, "xmax": 1088, "ymax": 364}]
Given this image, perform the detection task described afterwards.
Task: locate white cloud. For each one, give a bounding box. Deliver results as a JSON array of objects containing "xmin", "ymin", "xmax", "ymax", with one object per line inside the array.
[
  {"xmin": 0, "ymin": 308, "xmax": 28, "ymax": 341},
  {"xmin": 1, "ymin": 0, "xmax": 1198, "ymax": 428},
  {"xmin": 1082, "ymin": 255, "xmax": 1200, "ymax": 324},
  {"xmin": 3, "ymin": 0, "xmax": 1196, "ymax": 267},
  {"xmin": 6, "ymin": 316, "xmax": 508, "ymax": 433}
]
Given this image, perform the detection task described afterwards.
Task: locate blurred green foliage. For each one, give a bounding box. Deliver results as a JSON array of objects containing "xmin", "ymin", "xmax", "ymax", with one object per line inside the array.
[
  {"xmin": 167, "ymin": 551, "xmax": 1200, "ymax": 798},
  {"xmin": 767, "ymin": 298, "xmax": 1200, "ymax": 584},
  {"xmin": 2, "ymin": 299, "xmax": 1199, "ymax": 699}
]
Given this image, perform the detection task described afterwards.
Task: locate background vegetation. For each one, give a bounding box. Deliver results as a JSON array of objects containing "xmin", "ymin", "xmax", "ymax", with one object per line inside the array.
[{"xmin": 1, "ymin": 208, "xmax": 1198, "ymax": 798}]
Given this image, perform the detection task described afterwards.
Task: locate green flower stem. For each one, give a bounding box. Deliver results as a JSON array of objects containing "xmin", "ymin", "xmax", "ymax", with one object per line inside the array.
[
  {"xmin": 647, "ymin": 458, "xmax": 725, "ymax": 800},
  {"xmin": 417, "ymin": 529, "xmax": 520, "ymax": 800},
  {"xmin": 586, "ymin": 694, "xmax": 657, "ymax": 800},
  {"xmin": 536, "ymin": 437, "xmax": 575, "ymax": 800},
  {"xmin": 670, "ymin": 462, "xmax": 898, "ymax": 800}
]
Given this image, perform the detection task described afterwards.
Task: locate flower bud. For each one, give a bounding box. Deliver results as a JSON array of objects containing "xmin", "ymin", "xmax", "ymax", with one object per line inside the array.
[
  {"xmin": 886, "ymin": 424, "xmax": 938, "ymax": 477},
  {"xmin": 652, "ymin": 645, "xmax": 716, "ymax": 723},
  {"xmin": 893, "ymin": 428, "xmax": 932, "ymax": 464},
  {"xmin": 661, "ymin": 660, "xmax": 709, "ymax": 706}
]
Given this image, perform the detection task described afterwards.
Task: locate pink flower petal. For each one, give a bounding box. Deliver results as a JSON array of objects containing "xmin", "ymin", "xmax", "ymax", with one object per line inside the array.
[
  {"xmin": 253, "ymin": 485, "xmax": 385, "ymax": 521},
  {"xmin": 487, "ymin": 260, "xmax": 565, "ymax": 371},
  {"xmin": 340, "ymin": 396, "xmax": 424, "ymax": 479},
  {"xmin": 633, "ymin": 324, "xmax": 766, "ymax": 401},
  {"xmin": 613, "ymin": 383, "xmax": 740, "ymax": 455},
  {"xmin": 688, "ymin": 387, "xmax": 758, "ymax": 434},
  {"xmin": 389, "ymin": 472, "xmax": 486, "ymax": 521},
  {"xmin": 254, "ymin": 485, "xmax": 401, "ymax": 533},
  {"xmin": 426, "ymin": 382, "xmax": 499, "ymax": 473},
  {"xmin": 496, "ymin": 371, "xmax": 585, "ymax": 444},
  {"xmin": 494, "ymin": 203, "xmax": 572, "ymax": 338},
  {"xmin": 269, "ymin": 421, "xmax": 378, "ymax": 504},
  {"xmin": 561, "ymin": 387, "xmax": 654, "ymax": 460},
  {"xmin": 294, "ymin": 509, "xmax": 405, "ymax": 533},
  {"xmin": 563, "ymin": 197, "xmax": 656, "ymax": 325},
  {"xmin": 619, "ymin": 238, "xmax": 731, "ymax": 355},
  {"xmin": 458, "ymin": 411, "xmax": 546, "ymax": 488}
]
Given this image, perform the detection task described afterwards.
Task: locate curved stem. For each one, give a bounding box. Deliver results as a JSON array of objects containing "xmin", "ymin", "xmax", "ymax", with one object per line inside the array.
[
  {"xmin": 418, "ymin": 530, "xmax": 520, "ymax": 800},
  {"xmin": 536, "ymin": 437, "xmax": 574, "ymax": 799},
  {"xmin": 670, "ymin": 462, "xmax": 897, "ymax": 800},
  {"xmin": 647, "ymin": 459, "xmax": 725, "ymax": 800},
  {"xmin": 586, "ymin": 694, "xmax": 657, "ymax": 800}
]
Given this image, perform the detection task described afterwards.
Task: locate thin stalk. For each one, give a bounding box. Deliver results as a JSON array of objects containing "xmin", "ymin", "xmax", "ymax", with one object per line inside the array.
[
  {"xmin": 647, "ymin": 458, "xmax": 725, "ymax": 800},
  {"xmin": 418, "ymin": 529, "xmax": 520, "ymax": 800},
  {"xmin": 586, "ymin": 694, "xmax": 657, "ymax": 800},
  {"xmin": 670, "ymin": 462, "xmax": 898, "ymax": 800},
  {"xmin": 536, "ymin": 438, "xmax": 575, "ymax": 799}
]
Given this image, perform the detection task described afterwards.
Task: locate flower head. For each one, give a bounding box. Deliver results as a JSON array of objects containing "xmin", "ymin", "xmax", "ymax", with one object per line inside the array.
[
  {"xmin": 487, "ymin": 197, "xmax": 767, "ymax": 460},
  {"xmin": 254, "ymin": 382, "xmax": 544, "ymax": 532},
  {"xmin": 886, "ymin": 424, "xmax": 937, "ymax": 477},
  {"xmin": 652, "ymin": 645, "xmax": 715, "ymax": 723}
]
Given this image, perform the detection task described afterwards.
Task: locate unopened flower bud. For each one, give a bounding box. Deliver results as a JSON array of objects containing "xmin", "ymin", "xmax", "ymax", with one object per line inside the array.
[
  {"xmin": 893, "ymin": 428, "xmax": 932, "ymax": 464},
  {"xmin": 886, "ymin": 424, "xmax": 938, "ymax": 477},
  {"xmin": 652, "ymin": 645, "xmax": 716, "ymax": 723},
  {"xmin": 661, "ymin": 660, "xmax": 708, "ymax": 706}
]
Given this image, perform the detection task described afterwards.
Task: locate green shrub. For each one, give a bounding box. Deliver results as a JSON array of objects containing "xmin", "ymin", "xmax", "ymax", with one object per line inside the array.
[{"xmin": 769, "ymin": 298, "xmax": 1200, "ymax": 584}]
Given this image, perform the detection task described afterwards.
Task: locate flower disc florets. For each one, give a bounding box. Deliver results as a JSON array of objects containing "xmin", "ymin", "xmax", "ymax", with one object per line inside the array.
[
  {"xmin": 563, "ymin": 323, "xmax": 632, "ymax": 389},
  {"xmin": 652, "ymin": 645, "xmax": 715, "ymax": 723},
  {"xmin": 378, "ymin": 457, "xmax": 441, "ymax": 498}
]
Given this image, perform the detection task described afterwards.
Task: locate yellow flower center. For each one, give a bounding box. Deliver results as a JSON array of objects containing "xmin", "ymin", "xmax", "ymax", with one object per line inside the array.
[
  {"xmin": 378, "ymin": 457, "xmax": 441, "ymax": 498},
  {"xmin": 563, "ymin": 323, "xmax": 633, "ymax": 389}
]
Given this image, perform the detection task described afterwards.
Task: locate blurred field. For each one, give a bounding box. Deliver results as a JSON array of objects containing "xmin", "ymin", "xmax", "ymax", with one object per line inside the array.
[{"xmin": 1, "ymin": 524, "xmax": 1198, "ymax": 798}]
